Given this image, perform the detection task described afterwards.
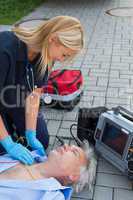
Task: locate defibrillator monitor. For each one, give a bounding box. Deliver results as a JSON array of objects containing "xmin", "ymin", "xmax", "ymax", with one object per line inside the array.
[
  {"xmin": 101, "ymin": 122, "xmax": 129, "ymax": 156},
  {"xmin": 94, "ymin": 108, "xmax": 133, "ymax": 176}
]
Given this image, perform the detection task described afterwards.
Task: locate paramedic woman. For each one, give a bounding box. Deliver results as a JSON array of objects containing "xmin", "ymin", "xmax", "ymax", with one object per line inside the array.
[{"xmin": 0, "ymin": 16, "xmax": 84, "ymax": 165}]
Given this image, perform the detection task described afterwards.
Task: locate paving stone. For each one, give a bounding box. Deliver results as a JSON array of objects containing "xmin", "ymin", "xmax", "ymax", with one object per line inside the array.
[
  {"xmin": 63, "ymin": 110, "xmax": 78, "ymax": 121},
  {"xmin": 83, "ymin": 55, "xmax": 94, "ymax": 63},
  {"xmin": 97, "ymin": 78, "xmax": 108, "ymax": 86},
  {"xmin": 119, "ymin": 87, "xmax": 133, "ymax": 97},
  {"xmin": 40, "ymin": 107, "xmax": 64, "ymax": 120},
  {"xmin": 86, "ymin": 86, "xmax": 107, "ymax": 92},
  {"xmin": 94, "ymin": 186, "xmax": 113, "ymax": 200},
  {"xmin": 61, "ymin": 120, "xmax": 76, "ymax": 129},
  {"xmin": 85, "ymin": 91, "xmax": 106, "ymax": 98},
  {"xmin": 89, "ymin": 72, "xmax": 109, "ymax": 78},
  {"xmin": 58, "ymin": 128, "xmax": 72, "ymax": 138},
  {"xmin": 78, "ymin": 100, "xmax": 93, "ymax": 108},
  {"xmin": 120, "ymin": 74, "xmax": 133, "ymax": 79},
  {"xmin": 88, "ymin": 48, "xmax": 104, "ymax": 55},
  {"xmin": 130, "ymin": 79, "xmax": 133, "ymax": 86},
  {"xmin": 106, "ymin": 97, "xmax": 130, "ymax": 105},
  {"xmin": 112, "ymin": 56, "xmax": 121, "ymax": 62},
  {"xmin": 93, "ymin": 97, "xmax": 106, "ymax": 106},
  {"xmin": 96, "ymin": 173, "xmax": 132, "ymax": 189},
  {"xmin": 109, "ymin": 78, "xmax": 129, "ymax": 88},
  {"xmin": 103, "ymin": 49, "xmax": 113, "ymax": 56},
  {"xmin": 97, "ymin": 158, "xmax": 122, "ymax": 175},
  {"xmin": 114, "ymin": 188, "xmax": 133, "ymax": 200},
  {"xmin": 109, "ymin": 78, "xmax": 129, "ymax": 85},
  {"xmin": 92, "ymin": 55, "xmax": 111, "ymax": 62},
  {"xmin": 90, "ymin": 69, "xmax": 109, "ymax": 74},
  {"xmin": 100, "ymin": 63, "xmax": 110, "ymax": 69},
  {"xmin": 121, "ymin": 56, "xmax": 133, "ymax": 63},
  {"xmin": 84, "ymin": 79, "xmax": 97, "ymax": 87},
  {"xmin": 47, "ymin": 120, "xmax": 61, "ymax": 136},
  {"xmin": 72, "ymin": 187, "xmax": 94, "ymax": 200},
  {"xmin": 130, "ymin": 63, "xmax": 133, "ymax": 71},
  {"xmin": 106, "ymin": 103, "xmax": 130, "ymax": 110},
  {"xmin": 106, "ymin": 88, "xmax": 119, "ymax": 98},
  {"xmin": 82, "ymin": 64, "xmax": 101, "ymax": 69},
  {"xmin": 112, "ymin": 50, "xmax": 130, "ymax": 56},
  {"xmin": 120, "ymin": 70, "xmax": 133, "ymax": 75},
  {"xmin": 111, "ymin": 63, "xmax": 130, "ymax": 70},
  {"xmin": 109, "ymin": 70, "xmax": 120, "ymax": 78}
]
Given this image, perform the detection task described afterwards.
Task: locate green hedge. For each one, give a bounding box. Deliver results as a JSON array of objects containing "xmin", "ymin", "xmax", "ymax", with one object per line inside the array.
[{"xmin": 0, "ymin": 0, "xmax": 44, "ymax": 24}]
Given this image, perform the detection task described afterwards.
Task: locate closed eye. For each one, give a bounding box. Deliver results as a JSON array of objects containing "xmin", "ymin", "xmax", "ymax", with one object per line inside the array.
[{"xmin": 72, "ymin": 149, "xmax": 80, "ymax": 158}]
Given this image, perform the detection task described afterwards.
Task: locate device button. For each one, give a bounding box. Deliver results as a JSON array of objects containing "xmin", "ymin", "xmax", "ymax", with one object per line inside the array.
[{"xmin": 95, "ymin": 128, "xmax": 101, "ymax": 139}]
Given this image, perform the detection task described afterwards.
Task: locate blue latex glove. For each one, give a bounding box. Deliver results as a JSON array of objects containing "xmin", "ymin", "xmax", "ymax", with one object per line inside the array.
[
  {"xmin": 25, "ymin": 130, "xmax": 45, "ymax": 156},
  {"xmin": 0, "ymin": 135, "xmax": 34, "ymax": 165}
]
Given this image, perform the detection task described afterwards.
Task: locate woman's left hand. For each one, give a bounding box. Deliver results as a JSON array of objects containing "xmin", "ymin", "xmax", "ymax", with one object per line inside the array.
[{"xmin": 25, "ymin": 130, "xmax": 46, "ymax": 156}]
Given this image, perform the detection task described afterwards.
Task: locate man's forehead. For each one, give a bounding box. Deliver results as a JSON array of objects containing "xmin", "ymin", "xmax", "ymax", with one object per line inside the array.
[{"xmin": 71, "ymin": 145, "xmax": 87, "ymax": 165}]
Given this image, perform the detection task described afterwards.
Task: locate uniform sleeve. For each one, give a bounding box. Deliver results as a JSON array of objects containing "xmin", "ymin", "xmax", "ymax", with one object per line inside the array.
[
  {"xmin": 0, "ymin": 51, "xmax": 10, "ymax": 92},
  {"xmin": 0, "ymin": 51, "xmax": 15, "ymax": 113},
  {"xmin": 41, "ymin": 190, "xmax": 65, "ymax": 200}
]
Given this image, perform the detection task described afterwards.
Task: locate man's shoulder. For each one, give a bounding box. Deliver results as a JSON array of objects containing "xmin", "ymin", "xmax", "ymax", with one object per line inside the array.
[
  {"xmin": 0, "ymin": 31, "xmax": 17, "ymax": 41},
  {"xmin": 0, "ymin": 31, "xmax": 19, "ymax": 52},
  {"xmin": 42, "ymin": 178, "xmax": 73, "ymax": 200},
  {"xmin": 0, "ymin": 178, "xmax": 73, "ymax": 200}
]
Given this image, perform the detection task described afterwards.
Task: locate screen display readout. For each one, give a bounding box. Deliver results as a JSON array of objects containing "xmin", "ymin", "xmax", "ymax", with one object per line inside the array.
[{"xmin": 102, "ymin": 123, "xmax": 128, "ymax": 155}]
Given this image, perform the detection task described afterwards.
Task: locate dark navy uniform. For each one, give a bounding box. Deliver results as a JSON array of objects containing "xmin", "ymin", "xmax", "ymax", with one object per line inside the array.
[{"xmin": 0, "ymin": 31, "xmax": 49, "ymax": 152}]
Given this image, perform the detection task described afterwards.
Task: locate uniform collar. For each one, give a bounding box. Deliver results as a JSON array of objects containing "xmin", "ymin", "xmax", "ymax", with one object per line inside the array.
[
  {"xmin": 0, "ymin": 178, "xmax": 72, "ymax": 191},
  {"xmin": 17, "ymin": 39, "xmax": 28, "ymax": 62},
  {"xmin": 17, "ymin": 39, "xmax": 40, "ymax": 65}
]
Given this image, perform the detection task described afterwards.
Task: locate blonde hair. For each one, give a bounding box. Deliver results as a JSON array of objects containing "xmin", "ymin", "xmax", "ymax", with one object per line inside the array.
[
  {"xmin": 12, "ymin": 16, "xmax": 84, "ymax": 78},
  {"xmin": 73, "ymin": 140, "xmax": 97, "ymax": 193}
]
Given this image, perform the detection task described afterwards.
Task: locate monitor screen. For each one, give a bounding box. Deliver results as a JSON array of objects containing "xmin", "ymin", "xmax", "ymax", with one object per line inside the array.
[{"xmin": 102, "ymin": 122, "xmax": 128, "ymax": 156}]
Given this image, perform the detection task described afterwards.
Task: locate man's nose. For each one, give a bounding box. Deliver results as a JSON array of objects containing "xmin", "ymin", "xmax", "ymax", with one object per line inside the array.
[{"xmin": 63, "ymin": 144, "xmax": 70, "ymax": 151}]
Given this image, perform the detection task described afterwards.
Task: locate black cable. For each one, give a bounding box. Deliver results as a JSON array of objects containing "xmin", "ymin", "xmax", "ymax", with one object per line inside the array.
[
  {"xmin": 56, "ymin": 122, "xmax": 96, "ymax": 147},
  {"xmin": 70, "ymin": 124, "xmax": 83, "ymax": 147},
  {"xmin": 55, "ymin": 136, "xmax": 65, "ymax": 146}
]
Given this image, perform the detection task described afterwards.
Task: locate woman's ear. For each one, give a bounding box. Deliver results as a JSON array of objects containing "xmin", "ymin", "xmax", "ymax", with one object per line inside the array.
[
  {"xmin": 48, "ymin": 33, "xmax": 58, "ymax": 44},
  {"xmin": 68, "ymin": 174, "xmax": 80, "ymax": 183}
]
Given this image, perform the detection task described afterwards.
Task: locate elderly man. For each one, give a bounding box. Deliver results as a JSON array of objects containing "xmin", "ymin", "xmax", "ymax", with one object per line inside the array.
[{"xmin": 0, "ymin": 141, "xmax": 97, "ymax": 200}]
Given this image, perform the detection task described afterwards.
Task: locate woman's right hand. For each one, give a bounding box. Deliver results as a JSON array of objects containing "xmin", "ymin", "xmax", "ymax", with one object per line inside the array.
[{"xmin": 0, "ymin": 135, "xmax": 34, "ymax": 165}]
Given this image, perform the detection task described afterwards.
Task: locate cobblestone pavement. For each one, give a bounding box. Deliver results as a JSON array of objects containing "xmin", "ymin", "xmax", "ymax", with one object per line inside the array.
[{"xmin": 1, "ymin": 0, "xmax": 133, "ymax": 199}]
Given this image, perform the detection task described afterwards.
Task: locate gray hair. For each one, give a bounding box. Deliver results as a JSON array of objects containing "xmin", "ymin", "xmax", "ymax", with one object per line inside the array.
[{"xmin": 73, "ymin": 140, "xmax": 97, "ymax": 193}]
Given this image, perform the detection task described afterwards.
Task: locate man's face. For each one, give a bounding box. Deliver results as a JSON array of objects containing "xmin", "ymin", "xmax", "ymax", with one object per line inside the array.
[
  {"xmin": 48, "ymin": 37, "xmax": 77, "ymax": 62},
  {"xmin": 48, "ymin": 144, "xmax": 87, "ymax": 177}
]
